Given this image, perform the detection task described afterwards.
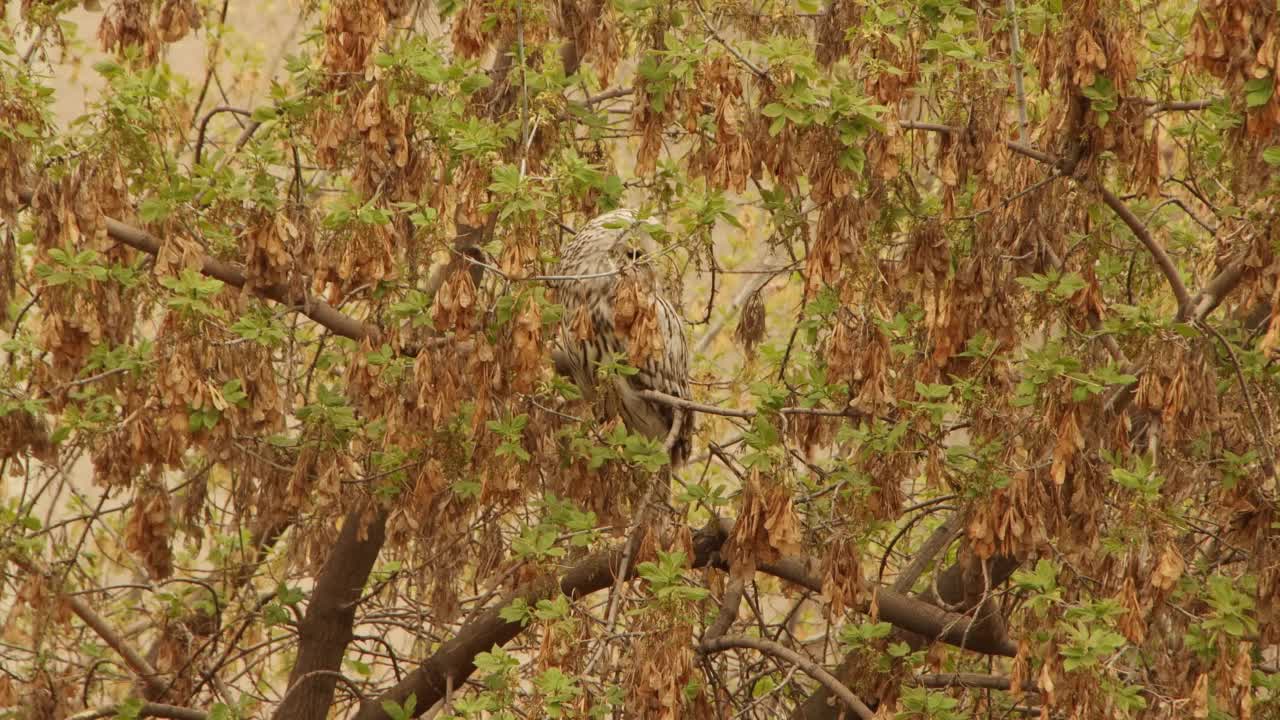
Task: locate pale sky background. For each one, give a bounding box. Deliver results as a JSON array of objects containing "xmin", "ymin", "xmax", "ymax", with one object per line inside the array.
[{"xmin": 13, "ymin": 0, "xmax": 304, "ymax": 125}]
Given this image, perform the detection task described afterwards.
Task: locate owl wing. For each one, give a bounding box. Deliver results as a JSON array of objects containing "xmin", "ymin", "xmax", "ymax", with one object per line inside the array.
[
  {"xmin": 612, "ymin": 293, "xmax": 694, "ymax": 466},
  {"xmin": 552, "ymin": 283, "xmax": 694, "ymax": 466}
]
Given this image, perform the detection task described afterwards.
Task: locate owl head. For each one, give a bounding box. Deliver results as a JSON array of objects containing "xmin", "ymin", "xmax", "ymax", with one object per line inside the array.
[{"xmin": 560, "ymin": 208, "xmax": 667, "ymax": 283}]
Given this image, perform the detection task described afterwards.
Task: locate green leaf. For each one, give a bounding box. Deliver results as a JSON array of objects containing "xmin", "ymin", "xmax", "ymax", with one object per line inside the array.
[
  {"xmin": 93, "ymin": 60, "xmax": 123, "ymax": 77},
  {"xmin": 1263, "ymin": 146, "xmax": 1280, "ymax": 166},
  {"xmin": 206, "ymin": 704, "xmax": 235, "ymax": 720},
  {"xmin": 50, "ymin": 424, "xmax": 72, "ymax": 445},
  {"xmin": 499, "ymin": 597, "xmax": 533, "ymax": 625},
  {"xmin": 460, "ymin": 73, "xmax": 493, "ymax": 94},
  {"xmin": 1245, "ymin": 75, "xmax": 1274, "ymax": 109},
  {"xmin": 380, "ymin": 694, "xmax": 416, "ymax": 720},
  {"xmin": 761, "ymin": 102, "xmax": 787, "ymax": 118},
  {"xmin": 1052, "ymin": 271, "xmax": 1087, "ymax": 299},
  {"xmin": 914, "ymin": 381, "xmax": 952, "ymax": 400},
  {"xmin": 138, "ymin": 197, "xmax": 172, "ymax": 223}
]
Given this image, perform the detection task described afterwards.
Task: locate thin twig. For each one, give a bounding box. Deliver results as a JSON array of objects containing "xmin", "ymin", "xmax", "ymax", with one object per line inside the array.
[
  {"xmin": 1198, "ymin": 320, "xmax": 1275, "ymax": 476},
  {"xmin": 693, "ymin": 262, "xmax": 784, "ymax": 356},
  {"xmin": 10, "ymin": 557, "xmax": 168, "ymax": 698},
  {"xmin": 21, "ymin": 26, "xmax": 47, "ymax": 65},
  {"xmin": 957, "ymin": 173, "xmax": 1060, "ymax": 220},
  {"xmin": 912, "ymin": 673, "xmax": 1016, "ymax": 691},
  {"xmin": 517, "ymin": 0, "xmax": 530, "ymax": 172},
  {"xmin": 699, "ymin": 635, "xmax": 874, "ymax": 720},
  {"xmin": 1004, "ymin": 0, "xmax": 1027, "ymax": 140},
  {"xmin": 691, "ymin": 0, "xmax": 768, "ymax": 80},
  {"xmin": 1154, "ymin": 194, "xmax": 1218, "ymax": 236},
  {"xmin": 190, "ymin": 0, "xmax": 233, "ymax": 125},
  {"xmin": 193, "ymin": 106, "xmax": 253, "ymax": 165},
  {"xmin": 584, "ymin": 87, "xmax": 634, "ymax": 107},
  {"xmin": 583, "ymin": 481, "xmax": 659, "ymax": 676},
  {"xmin": 277, "ymin": 669, "xmax": 368, "ymax": 707},
  {"xmin": 899, "ymin": 120, "xmax": 1055, "ymax": 164},
  {"xmin": 1136, "ymin": 98, "xmax": 1217, "ymax": 113},
  {"xmin": 639, "ymin": 389, "xmax": 861, "ymax": 420}
]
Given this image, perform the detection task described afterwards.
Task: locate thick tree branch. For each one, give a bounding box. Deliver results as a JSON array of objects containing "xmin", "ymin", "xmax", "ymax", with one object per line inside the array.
[
  {"xmin": 17, "ymin": 188, "xmax": 389, "ymax": 347},
  {"xmin": 355, "ymin": 520, "xmax": 1016, "ymax": 720},
  {"xmin": 66, "ymin": 702, "xmax": 207, "ymax": 720},
  {"xmin": 703, "ymin": 576, "xmax": 746, "ymax": 641},
  {"xmin": 792, "ymin": 549, "xmax": 1023, "ymax": 720},
  {"xmin": 757, "ymin": 555, "xmax": 1017, "ymax": 656},
  {"xmin": 700, "ymin": 635, "xmax": 874, "ymax": 720},
  {"xmin": 913, "ymin": 673, "xmax": 1014, "ymax": 691},
  {"xmin": 273, "ymin": 509, "xmax": 387, "ymax": 720},
  {"xmin": 891, "ymin": 512, "xmax": 964, "ymax": 594},
  {"xmin": 1098, "ymin": 187, "xmax": 1193, "ymax": 317},
  {"xmin": 1189, "ymin": 260, "xmax": 1247, "ymax": 322}
]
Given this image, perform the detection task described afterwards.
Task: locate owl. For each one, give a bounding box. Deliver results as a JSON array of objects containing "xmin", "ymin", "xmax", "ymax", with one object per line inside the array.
[{"xmin": 549, "ymin": 209, "xmax": 694, "ymax": 466}]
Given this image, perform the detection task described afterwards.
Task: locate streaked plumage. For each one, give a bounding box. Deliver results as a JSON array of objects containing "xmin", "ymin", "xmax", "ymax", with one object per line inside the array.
[{"xmin": 550, "ymin": 209, "xmax": 694, "ymax": 466}]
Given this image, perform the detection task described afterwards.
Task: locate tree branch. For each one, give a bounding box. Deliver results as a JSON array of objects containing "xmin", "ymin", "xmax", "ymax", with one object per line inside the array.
[
  {"xmin": 639, "ymin": 389, "xmax": 863, "ymax": 419},
  {"xmin": 891, "ymin": 512, "xmax": 963, "ymax": 593},
  {"xmin": 10, "ymin": 557, "xmax": 168, "ymax": 699},
  {"xmin": 700, "ymin": 635, "xmax": 874, "ymax": 720},
  {"xmin": 703, "ymin": 576, "xmax": 746, "ymax": 641},
  {"xmin": 691, "ymin": 0, "xmax": 769, "ymax": 80},
  {"xmin": 66, "ymin": 702, "xmax": 207, "ymax": 720},
  {"xmin": 912, "ymin": 673, "xmax": 1014, "ymax": 691},
  {"xmin": 1004, "ymin": 0, "xmax": 1027, "ymax": 140},
  {"xmin": 757, "ymin": 555, "xmax": 1017, "ymax": 656},
  {"xmin": 1198, "ymin": 319, "xmax": 1275, "ymax": 477},
  {"xmin": 193, "ymin": 106, "xmax": 253, "ymax": 165},
  {"xmin": 897, "ymin": 122, "xmax": 1195, "ymax": 317},
  {"xmin": 16, "ymin": 188, "xmax": 384, "ymax": 346},
  {"xmin": 273, "ymin": 509, "xmax": 387, "ymax": 720},
  {"xmin": 1133, "ymin": 97, "xmax": 1217, "ymax": 113},
  {"xmin": 277, "ymin": 669, "xmax": 368, "ymax": 709},
  {"xmin": 1098, "ymin": 187, "xmax": 1193, "ymax": 318},
  {"xmin": 21, "ymin": 26, "xmax": 47, "ymax": 65},
  {"xmin": 1189, "ymin": 260, "xmax": 1247, "ymax": 322},
  {"xmin": 355, "ymin": 519, "xmax": 1015, "ymax": 720}
]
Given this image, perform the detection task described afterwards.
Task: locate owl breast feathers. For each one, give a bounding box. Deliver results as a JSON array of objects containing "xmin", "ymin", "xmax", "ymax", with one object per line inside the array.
[{"xmin": 549, "ymin": 209, "xmax": 695, "ymax": 467}]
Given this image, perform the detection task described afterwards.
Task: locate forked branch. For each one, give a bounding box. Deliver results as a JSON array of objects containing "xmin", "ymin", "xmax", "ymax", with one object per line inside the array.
[
  {"xmin": 355, "ymin": 519, "xmax": 1015, "ymax": 720},
  {"xmin": 1098, "ymin": 187, "xmax": 1193, "ymax": 317}
]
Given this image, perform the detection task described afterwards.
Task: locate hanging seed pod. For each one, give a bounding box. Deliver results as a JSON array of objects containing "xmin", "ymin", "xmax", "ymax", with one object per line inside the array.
[{"xmin": 734, "ymin": 287, "xmax": 766, "ymax": 360}]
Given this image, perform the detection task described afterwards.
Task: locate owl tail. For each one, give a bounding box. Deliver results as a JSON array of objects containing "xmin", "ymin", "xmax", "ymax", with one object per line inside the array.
[{"xmin": 663, "ymin": 408, "xmax": 694, "ymax": 467}]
